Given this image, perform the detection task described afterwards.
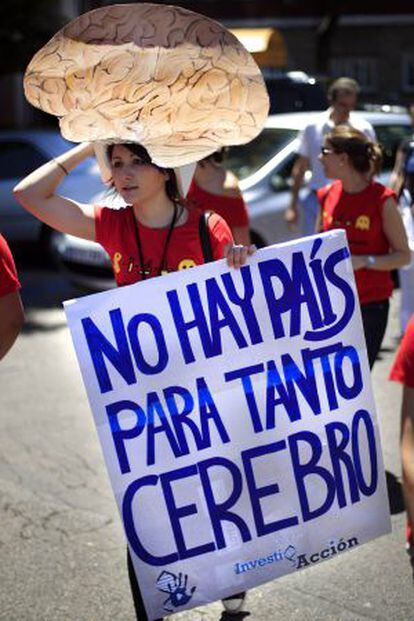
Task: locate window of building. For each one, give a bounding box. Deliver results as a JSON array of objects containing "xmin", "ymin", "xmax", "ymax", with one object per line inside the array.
[{"xmin": 329, "ymin": 57, "xmax": 378, "ymax": 94}]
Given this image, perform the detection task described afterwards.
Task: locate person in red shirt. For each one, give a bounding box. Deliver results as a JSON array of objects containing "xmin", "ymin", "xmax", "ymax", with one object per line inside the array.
[
  {"xmin": 0, "ymin": 234, "xmax": 24, "ymax": 360},
  {"xmin": 389, "ymin": 313, "xmax": 414, "ymax": 577},
  {"xmin": 317, "ymin": 125, "xmax": 411, "ymax": 368},
  {"xmin": 187, "ymin": 149, "xmax": 251, "ymax": 246},
  {"xmin": 14, "ymin": 140, "xmax": 255, "ymax": 621}
]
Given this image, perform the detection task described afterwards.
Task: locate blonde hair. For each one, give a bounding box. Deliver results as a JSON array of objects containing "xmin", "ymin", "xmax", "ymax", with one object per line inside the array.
[{"xmin": 325, "ymin": 125, "xmax": 383, "ymax": 175}]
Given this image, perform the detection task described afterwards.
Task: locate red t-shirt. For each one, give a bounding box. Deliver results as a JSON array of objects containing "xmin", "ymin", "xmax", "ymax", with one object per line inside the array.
[
  {"xmin": 389, "ymin": 314, "xmax": 414, "ymax": 388},
  {"xmin": 318, "ymin": 180, "xmax": 395, "ymax": 305},
  {"xmin": 94, "ymin": 205, "xmax": 233, "ymax": 287},
  {"xmin": 0, "ymin": 234, "xmax": 20, "ymax": 297},
  {"xmin": 187, "ymin": 179, "xmax": 249, "ymax": 229}
]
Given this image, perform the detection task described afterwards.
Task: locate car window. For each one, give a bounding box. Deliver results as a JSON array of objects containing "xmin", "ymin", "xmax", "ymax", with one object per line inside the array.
[
  {"xmin": 269, "ymin": 153, "xmax": 296, "ymax": 192},
  {"xmin": 0, "ymin": 141, "xmax": 48, "ymax": 180},
  {"xmin": 373, "ymin": 124, "xmax": 412, "ymax": 171},
  {"xmin": 225, "ymin": 128, "xmax": 298, "ymax": 180}
]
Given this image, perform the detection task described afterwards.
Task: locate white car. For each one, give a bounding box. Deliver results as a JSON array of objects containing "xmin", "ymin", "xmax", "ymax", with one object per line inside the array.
[
  {"xmin": 53, "ymin": 110, "xmax": 411, "ymax": 289},
  {"xmin": 0, "ymin": 129, "xmax": 106, "ymax": 248}
]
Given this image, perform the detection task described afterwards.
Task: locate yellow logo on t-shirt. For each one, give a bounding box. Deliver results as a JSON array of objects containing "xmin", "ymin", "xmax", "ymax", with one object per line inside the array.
[
  {"xmin": 112, "ymin": 252, "xmax": 122, "ymax": 274},
  {"xmin": 355, "ymin": 215, "xmax": 370, "ymax": 231},
  {"xmin": 178, "ymin": 258, "xmax": 197, "ymax": 270}
]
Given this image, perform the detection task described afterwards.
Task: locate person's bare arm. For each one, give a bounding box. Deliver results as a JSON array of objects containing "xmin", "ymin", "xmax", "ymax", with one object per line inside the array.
[
  {"xmin": 285, "ymin": 155, "xmax": 310, "ymax": 227},
  {"xmin": 232, "ymin": 226, "xmax": 251, "ymax": 246},
  {"xmin": 401, "ymin": 386, "xmax": 414, "ymax": 531},
  {"xmin": 389, "ymin": 147, "xmax": 405, "ymax": 195},
  {"xmin": 0, "ymin": 291, "xmax": 24, "ymax": 360},
  {"xmin": 314, "ymin": 205, "xmax": 323, "ymax": 233},
  {"xmin": 222, "ymin": 173, "xmax": 251, "ymax": 245},
  {"xmin": 351, "ymin": 197, "xmax": 411, "ymax": 270},
  {"xmin": 13, "ymin": 143, "xmax": 96, "ymax": 241}
]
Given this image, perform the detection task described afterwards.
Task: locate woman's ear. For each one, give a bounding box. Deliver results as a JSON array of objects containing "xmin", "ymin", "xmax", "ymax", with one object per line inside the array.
[{"xmin": 338, "ymin": 152, "xmax": 348, "ymax": 168}]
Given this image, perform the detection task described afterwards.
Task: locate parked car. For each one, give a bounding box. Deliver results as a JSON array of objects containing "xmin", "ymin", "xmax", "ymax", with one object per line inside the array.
[
  {"xmin": 53, "ymin": 110, "xmax": 412, "ymax": 290},
  {"xmin": 0, "ymin": 130, "xmax": 106, "ymax": 250}
]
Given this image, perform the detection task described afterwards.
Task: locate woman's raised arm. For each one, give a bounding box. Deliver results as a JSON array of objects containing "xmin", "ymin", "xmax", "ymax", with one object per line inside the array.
[{"xmin": 13, "ymin": 142, "xmax": 97, "ymax": 241}]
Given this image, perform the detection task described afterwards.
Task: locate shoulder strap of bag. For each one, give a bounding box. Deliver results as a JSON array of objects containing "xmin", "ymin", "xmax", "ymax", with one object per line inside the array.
[{"xmin": 199, "ymin": 210, "xmax": 214, "ymax": 263}]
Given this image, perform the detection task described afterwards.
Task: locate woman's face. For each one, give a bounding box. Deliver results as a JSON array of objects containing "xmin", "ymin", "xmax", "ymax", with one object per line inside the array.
[
  {"xmin": 110, "ymin": 145, "xmax": 168, "ymax": 204},
  {"xmin": 319, "ymin": 142, "xmax": 348, "ymax": 179}
]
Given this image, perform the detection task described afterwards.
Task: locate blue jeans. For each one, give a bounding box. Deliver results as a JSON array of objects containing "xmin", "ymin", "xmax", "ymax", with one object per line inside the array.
[{"xmin": 301, "ymin": 190, "xmax": 320, "ymax": 236}]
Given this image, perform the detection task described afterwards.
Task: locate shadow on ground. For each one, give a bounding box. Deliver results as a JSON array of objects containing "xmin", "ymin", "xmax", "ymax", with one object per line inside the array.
[{"xmin": 220, "ymin": 612, "xmax": 250, "ymax": 620}]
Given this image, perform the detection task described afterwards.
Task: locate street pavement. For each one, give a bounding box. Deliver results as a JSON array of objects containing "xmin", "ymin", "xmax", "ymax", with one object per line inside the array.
[{"xmin": 1, "ymin": 260, "xmax": 414, "ymax": 621}]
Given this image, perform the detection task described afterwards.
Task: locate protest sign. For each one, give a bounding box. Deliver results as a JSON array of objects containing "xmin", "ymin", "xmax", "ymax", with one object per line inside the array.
[{"xmin": 64, "ymin": 231, "xmax": 391, "ymax": 620}]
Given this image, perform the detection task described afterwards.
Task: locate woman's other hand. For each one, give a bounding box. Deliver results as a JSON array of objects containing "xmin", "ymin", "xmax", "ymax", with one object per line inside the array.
[
  {"xmin": 224, "ymin": 243, "xmax": 256, "ymax": 268},
  {"xmin": 351, "ymin": 255, "xmax": 368, "ymax": 270}
]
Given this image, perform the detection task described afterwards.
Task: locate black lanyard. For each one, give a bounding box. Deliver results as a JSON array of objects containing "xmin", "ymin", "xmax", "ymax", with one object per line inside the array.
[{"xmin": 131, "ymin": 203, "xmax": 179, "ymax": 279}]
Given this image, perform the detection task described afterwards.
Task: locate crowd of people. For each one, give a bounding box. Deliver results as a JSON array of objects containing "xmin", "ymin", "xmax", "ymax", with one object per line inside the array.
[{"xmin": 1, "ymin": 74, "xmax": 414, "ymax": 616}]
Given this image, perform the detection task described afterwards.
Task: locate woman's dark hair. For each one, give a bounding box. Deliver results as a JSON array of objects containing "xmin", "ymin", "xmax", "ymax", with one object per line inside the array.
[
  {"xmin": 198, "ymin": 147, "xmax": 229, "ymax": 166},
  {"xmin": 107, "ymin": 143, "xmax": 181, "ymax": 203},
  {"xmin": 325, "ymin": 125, "xmax": 383, "ymax": 175}
]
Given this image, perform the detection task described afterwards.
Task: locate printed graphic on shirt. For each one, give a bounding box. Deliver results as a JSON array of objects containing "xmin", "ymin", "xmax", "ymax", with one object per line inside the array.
[
  {"xmin": 113, "ymin": 253, "xmax": 150, "ymax": 278},
  {"xmin": 111, "ymin": 252, "xmax": 198, "ymax": 278},
  {"xmin": 178, "ymin": 258, "xmax": 197, "ymax": 270},
  {"xmin": 112, "ymin": 252, "xmax": 122, "ymax": 274},
  {"xmin": 355, "ymin": 215, "xmax": 370, "ymax": 231}
]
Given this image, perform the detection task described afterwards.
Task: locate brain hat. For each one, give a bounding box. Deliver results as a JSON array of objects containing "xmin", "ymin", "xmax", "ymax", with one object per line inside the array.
[{"xmin": 23, "ymin": 3, "xmax": 269, "ymax": 167}]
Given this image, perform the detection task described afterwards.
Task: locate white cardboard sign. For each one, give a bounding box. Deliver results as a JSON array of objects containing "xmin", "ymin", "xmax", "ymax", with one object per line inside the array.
[{"xmin": 64, "ymin": 231, "xmax": 390, "ymax": 620}]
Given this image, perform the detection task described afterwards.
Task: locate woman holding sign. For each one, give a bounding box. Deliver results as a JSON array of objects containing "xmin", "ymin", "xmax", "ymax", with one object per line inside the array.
[
  {"xmin": 317, "ymin": 126, "xmax": 410, "ymax": 368},
  {"xmin": 19, "ymin": 3, "xmax": 269, "ymax": 618},
  {"xmin": 13, "ymin": 139, "xmax": 255, "ymax": 619}
]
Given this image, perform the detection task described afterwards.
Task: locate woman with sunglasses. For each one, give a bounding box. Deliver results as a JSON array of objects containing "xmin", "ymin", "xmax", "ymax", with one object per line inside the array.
[
  {"xmin": 317, "ymin": 125, "xmax": 410, "ymax": 368},
  {"xmin": 13, "ymin": 140, "xmax": 255, "ymax": 620}
]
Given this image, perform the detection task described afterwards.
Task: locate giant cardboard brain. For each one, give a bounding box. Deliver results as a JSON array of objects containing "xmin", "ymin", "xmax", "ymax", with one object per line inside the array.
[{"xmin": 24, "ymin": 3, "xmax": 269, "ymax": 166}]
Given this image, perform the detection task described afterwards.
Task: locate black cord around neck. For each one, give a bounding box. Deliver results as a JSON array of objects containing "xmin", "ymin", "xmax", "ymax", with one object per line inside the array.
[{"xmin": 132, "ymin": 203, "xmax": 179, "ymax": 279}]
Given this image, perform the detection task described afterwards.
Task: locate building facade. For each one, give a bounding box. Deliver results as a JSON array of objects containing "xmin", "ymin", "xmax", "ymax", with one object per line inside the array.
[{"xmin": 1, "ymin": 0, "xmax": 414, "ymax": 127}]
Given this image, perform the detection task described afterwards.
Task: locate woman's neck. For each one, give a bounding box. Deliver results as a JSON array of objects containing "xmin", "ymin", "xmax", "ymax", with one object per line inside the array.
[
  {"xmin": 133, "ymin": 194, "xmax": 176, "ymax": 228},
  {"xmin": 340, "ymin": 170, "xmax": 370, "ymax": 194},
  {"xmin": 330, "ymin": 107, "xmax": 350, "ymax": 126}
]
